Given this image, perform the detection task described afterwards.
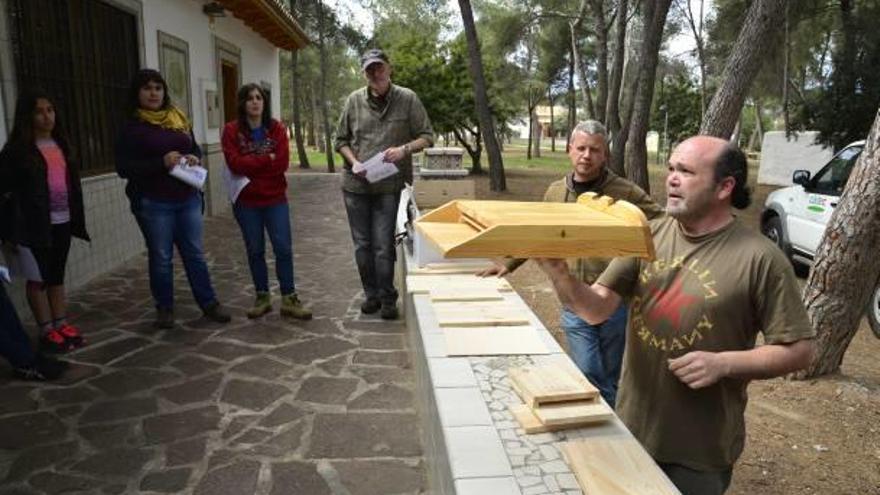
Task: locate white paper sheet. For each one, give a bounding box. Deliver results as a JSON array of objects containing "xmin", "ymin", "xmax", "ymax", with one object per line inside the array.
[
  {"xmin": 169, "ymin": 158, "xmax": 208, "ymax": 190},
  {"xmin": 1, "ymin": 244, "xmax": 42, "ymax": 282},
  {"xmin": 221, "ymin": 165, "xmax": 251, "ymax": 203},
  {"xmin": 353, "ymin": 152, "xmax": 399, "ymax": 183}
]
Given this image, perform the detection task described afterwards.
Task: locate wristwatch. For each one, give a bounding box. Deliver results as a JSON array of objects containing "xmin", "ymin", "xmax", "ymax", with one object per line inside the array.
[{"xmin": 403, "ymin": 143, "xmax": 411, "ymax": 156}]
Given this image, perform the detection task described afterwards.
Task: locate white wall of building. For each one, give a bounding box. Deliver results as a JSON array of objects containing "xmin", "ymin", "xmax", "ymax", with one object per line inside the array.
[
  {"xmin": 0, "ymin": 0, "xmax": 288, "ymax": 316},
  {"xmin": 141, "ymin": 0, "xmax": 281, "ymax": 146}
]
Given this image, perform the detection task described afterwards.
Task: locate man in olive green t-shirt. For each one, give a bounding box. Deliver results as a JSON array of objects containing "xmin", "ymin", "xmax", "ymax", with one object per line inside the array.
[
  {"xmin": 537, "ymin": 136, "xmax": 815, "ymax": 495},
  {"xmin": 335, "ymin": 49, "xmax": 434, "ymax": 320}
]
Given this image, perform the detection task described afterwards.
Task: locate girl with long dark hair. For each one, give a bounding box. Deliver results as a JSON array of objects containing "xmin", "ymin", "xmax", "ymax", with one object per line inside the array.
[
  {"xmin": 0, "ymin": 91, "xmax": 89, "ymax": 352},
  {"xmin": 115, "ymin": 69, "xmax": 230, "ymax": 329},
  {"xmin": 220, "ymin": 83, "xmax": 311, "ymax": 319}
]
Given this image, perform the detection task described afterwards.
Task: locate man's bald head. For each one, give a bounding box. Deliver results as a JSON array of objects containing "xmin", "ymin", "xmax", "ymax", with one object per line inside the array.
[{"xmin": 676, "ymin": 136, "xmax": 751, "ymax": 210}]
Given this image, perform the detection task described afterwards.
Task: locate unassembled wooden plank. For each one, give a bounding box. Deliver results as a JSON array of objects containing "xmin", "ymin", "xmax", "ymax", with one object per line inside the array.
[
  {"xmin": 433, "ymin": 302, "xmax": 530, "ymax": 327},
  {"xmin": 560, "ymin": 438, "xmax": 681, "ymax": 495},
  {"xmin": 532, "ymin": 399, "xmax": 614, "ymax": 426},
  {"xmin": 408, "ymin": 260, "xmax": 493, "ymax": 276},
  {"xmin": 509, "ymin": 360, "xmax": 599, "ymax": 407},
  {"xmin": 405, "ymin": 274, "xmax": 513, "ymax": 294},
  {"xmin": 429, "ymin": 290, "xmax": 506, "ymax": 302},
  {"xmin": 443, "ymin": 326, "xmax": 548, "ymax": 356},
  {"xmin": 510, "ymin": 403, "xmax": 566, "ymax": 434}
]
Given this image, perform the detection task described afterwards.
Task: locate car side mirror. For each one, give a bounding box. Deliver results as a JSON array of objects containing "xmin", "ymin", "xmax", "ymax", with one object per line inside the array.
[{"xmin": 792, "ymin": 170, "xmax": 811, "ymax": 187}]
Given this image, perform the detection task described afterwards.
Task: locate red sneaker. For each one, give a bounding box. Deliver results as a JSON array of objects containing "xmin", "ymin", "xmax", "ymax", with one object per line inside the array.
[
  {"xmin": 40, "ymin": 329, "xmax": 70, "ymax": 353},
  {"xmin": 57, "ymin": 323, "xmax": 85, "ymax": 349}
]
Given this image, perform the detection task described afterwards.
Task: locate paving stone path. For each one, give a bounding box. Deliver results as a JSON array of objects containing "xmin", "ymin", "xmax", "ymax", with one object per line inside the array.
[{"xmin": 0, "ymin": 174, "xmax": 426, "ymax": 495}]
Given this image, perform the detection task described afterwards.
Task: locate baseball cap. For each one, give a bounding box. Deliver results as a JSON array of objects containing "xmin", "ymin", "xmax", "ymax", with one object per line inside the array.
[{"xmin": 360, "ymin": 49, "xmax": 389, "ymax": 71}]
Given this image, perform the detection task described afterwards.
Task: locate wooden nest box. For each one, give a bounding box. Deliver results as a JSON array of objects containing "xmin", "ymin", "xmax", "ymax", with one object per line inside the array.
[{"xmin": 414, "ymin": 192, "xmax": 656, "ymax": 260}]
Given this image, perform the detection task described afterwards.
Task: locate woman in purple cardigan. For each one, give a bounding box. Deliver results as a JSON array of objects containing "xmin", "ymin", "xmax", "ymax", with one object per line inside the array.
[{"xmin": 115, "ymin": 69, "xmax": 230, "ymax": 329}]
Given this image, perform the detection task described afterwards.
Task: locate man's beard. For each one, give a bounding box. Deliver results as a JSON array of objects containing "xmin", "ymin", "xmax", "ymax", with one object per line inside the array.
[{"xmin": 666, "ymin": 186, "xmax": 714, "ymax": 221}]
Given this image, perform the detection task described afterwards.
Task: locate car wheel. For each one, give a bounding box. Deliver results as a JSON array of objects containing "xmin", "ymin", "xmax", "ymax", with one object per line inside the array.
[
  {"xmin": 868, "ymin": 281, "xmax": 880, "ymax": 339},
  {"xmin": 762, "ymin": 216, "xmax": 789, "ymax": 255}
]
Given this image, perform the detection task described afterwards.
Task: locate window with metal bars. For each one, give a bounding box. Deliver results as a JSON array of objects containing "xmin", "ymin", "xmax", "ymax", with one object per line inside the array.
[{"xmin": 7, "ymin": 0, "xmax": 139, "ymax": 175}]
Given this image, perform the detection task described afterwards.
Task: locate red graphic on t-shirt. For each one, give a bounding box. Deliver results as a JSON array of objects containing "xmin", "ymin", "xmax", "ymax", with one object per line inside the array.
[{"xmin": 646, "ymin": 274, "xmax": 700, "ymax": 331}]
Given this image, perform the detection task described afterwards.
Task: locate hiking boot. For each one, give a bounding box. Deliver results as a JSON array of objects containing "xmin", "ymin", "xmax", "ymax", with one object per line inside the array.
[
  {"xmin": 380, "ymin": 302, "xmax": 399, "ymax": 320},
  {"xmin": 155, "ymin": 307, "xmax": 175, "ymax": 329},
  {"xmin": 40, "ymin": 329, "xmax": 71, "ymax": 353},
  {"xmin": 360, "ymin": 298, "xmax": 381, "ymax": 315},
  {"xmin": 57, "ymin": 323, "xmax": 85, "ymax": 349},
  {"xmin": 280, "ymin": 293, "xmax": 312, "ymax": 320},
  {"xmin": 13, "ymin": 354, "xmax": 68, "ymax": 381},
  {"xmin": 246, "ymin": 292, "xmax": 272, "ymax": 319},
  {"xmin": 203, "ymin": 302, "xmax": 232, "ymax": 323}
]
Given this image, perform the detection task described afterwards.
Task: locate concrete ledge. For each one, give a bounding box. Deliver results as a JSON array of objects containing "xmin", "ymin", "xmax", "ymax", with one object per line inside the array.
[{"xmin": 400, "ymin": 248, "xmax": 679, "ymax": 494}]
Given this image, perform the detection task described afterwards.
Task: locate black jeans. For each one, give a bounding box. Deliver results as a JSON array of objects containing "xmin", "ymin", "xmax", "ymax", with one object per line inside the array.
[
  {"xmin": 0, "ymin": 282, "xmax": 36, "ymax": 368},
  {"xmin": 343, "ymin": 190, "xmax": 401, "ymax": 305}
]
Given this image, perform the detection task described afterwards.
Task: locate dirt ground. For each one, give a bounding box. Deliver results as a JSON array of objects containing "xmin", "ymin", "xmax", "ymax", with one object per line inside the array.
[{"xmin": 472, "ymin": 166, "xmax": 880, "ymax": 495}]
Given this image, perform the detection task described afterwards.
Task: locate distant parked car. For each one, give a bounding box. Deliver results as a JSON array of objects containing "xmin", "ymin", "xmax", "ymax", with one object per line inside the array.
[{"xmin": 760, "ymin": 140, "xmax": 880, "ymax": 338}]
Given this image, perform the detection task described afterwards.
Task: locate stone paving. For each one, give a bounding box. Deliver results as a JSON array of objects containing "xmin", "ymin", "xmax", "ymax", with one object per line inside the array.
[{"xmin": 0, "ymin": 174, "xmax": 426, "ymax": 495}]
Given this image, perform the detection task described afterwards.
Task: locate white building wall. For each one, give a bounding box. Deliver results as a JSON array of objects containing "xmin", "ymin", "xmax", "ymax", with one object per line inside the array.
[
  {"xmin": 0, "ymin": 0, "xmax": 286, "ymax": 317},
  {"xmin": 141, "ymin": 0, "xmax": 282, "ymax": 145}
]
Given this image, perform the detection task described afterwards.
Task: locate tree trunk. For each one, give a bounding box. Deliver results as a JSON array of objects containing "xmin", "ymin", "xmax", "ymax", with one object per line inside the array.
[
  {"xmin": 308, "ymin": 83, "xmax": 319, "ymax": 149},
  {"xmin": 549, "ymin": 89, "xmax": 556, "ymax": 152},
  {"xmin": 588, "ymin": 0, "xmax": 608, "ymax": 123},
  {"xmin": 623, "ymin": 0, "xmax": 673, "ymax": 192},
  {"xmin": 290, "ymin": 49, "xmax": 310, "ymax": 169},
  {"xmin": 700, "ymin": 0, "xmax": 787, "ymax": 138},
  {"xmin": 730, "ymin": 116, "xmax": 742, "ymax": 147},
  {"xmin": 316, "ymin": 8, "xmax": 335, "ymax": 172},
  {"xmin": 458, "ymin": 0, "xmax": 505, "ymax": 191},
  {"xmin": 532, "ymin": 110, "xmax": 542, "ymax": 158},
  {"xmin": 751, "ymin": 99, "xmax": 764, "ymax": 151},
  {"xmin": 570, "ymin": 16, "xmax": 596, "ymax": 119},
  {"xmin": 605, "ymin": 0, "xmax": 628, "ymax": 138},
  {"xmin": 453, "ymin": 127, "xmax": 482, "ymax": 174},
  {"xmin": 795, "ymin": 107, "xmax": 880, "ymax": 378},
  {"xmin": 567, "ymin": 51, "xmax": 576, "ymax": 149},
  {"xmin": 527, "ymin": 97, "xmax": 534, "ymax": 160},
  {"xmin": 610, "ymin": 4, "xmax": 642, "ymax": 176},
  {"xmin": 782, "ymin": 1, "xmax": 790, "ymax": 135}
]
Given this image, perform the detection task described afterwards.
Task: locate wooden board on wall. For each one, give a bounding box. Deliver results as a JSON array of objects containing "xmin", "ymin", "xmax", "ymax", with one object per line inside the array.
[
  {"xmin": 509, "ymin": 360, "xmax": 599, "ymax": 407},
  {"xmin": 433, "ymin": 302, "xmax": 530, "ymax": 327},
  {"xmin": 443, "ymin": 326, "xmax": 548, "ymax": 356},
  {"xmin": 532, "ymin": 399, "xmax": 614, "ymax": 427},
  {"xmin": 510, "ymin": 403, "xmax": 567, "ymax": 434},
  {"xmin": 405, "ymin": 274, "xmax": 513, "ymax": 294},
  {"xmin": 560, "ymin": 438, "xmax": 681, "ymax": 495},
  {"xmin": 408, "ymin": 260, "xmax": 492, "ymax": 276},
  {"xmin": 429, "ymin": 290, "xmax": 506, "ymax": 302}
]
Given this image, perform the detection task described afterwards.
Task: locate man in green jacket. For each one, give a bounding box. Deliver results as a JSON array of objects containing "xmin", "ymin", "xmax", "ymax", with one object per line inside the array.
[
  {"xmin": 335, "ymin": 49, "xmax": 434, "ymax": 320},
  {"xmin": 480, "ymin": 120, "xmax": 662, "ymax": 407}
]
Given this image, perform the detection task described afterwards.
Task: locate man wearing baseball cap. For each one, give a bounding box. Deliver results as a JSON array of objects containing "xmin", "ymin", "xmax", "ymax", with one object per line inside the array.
[{"xmin": 335, "ymin": 48, "xmax": 434, "ymax": 320}]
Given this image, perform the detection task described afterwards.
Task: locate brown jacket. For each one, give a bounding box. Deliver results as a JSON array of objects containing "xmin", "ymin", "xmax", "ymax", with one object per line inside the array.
[{"xmin": 506, "ymin": 169, "xmax": 663, "ymax": 283}]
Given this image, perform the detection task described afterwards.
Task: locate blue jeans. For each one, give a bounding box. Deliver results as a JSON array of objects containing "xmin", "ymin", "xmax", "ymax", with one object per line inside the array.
[
  {"xmin": 233, "ymin": 202, "xmax": 296, "ymax": 295},
  {"xmin": 139, "ymin": 194, "xmax": 217, "ymax": 310},
  {"xmin": 342, "ymin": 190, "xmax": 400, "ymax": 304},
  {"xmin": 0, "ymin": 282, "xmax": 36, "ymax": 368},
  {"xmin": 561, "ymin": 304, "xmax": 627, "ymax": 408}
]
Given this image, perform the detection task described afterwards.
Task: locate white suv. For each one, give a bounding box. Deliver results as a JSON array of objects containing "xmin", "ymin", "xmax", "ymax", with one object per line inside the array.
[{"xmin": 761, "ymin": 140, "xmax": 880, "ymax": 337}]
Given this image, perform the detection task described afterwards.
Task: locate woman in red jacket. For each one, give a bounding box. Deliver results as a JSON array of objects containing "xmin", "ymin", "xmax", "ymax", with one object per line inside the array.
[{"xmin": 221, "ymin": 83, "xmax": 311, "ymax": 319}]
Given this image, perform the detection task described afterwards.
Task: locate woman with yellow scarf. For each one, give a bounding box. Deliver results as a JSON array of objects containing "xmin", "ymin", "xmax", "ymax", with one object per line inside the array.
[{"xmin": 115, "ymin": 69, "xmax": 230, "ymax": 329}]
